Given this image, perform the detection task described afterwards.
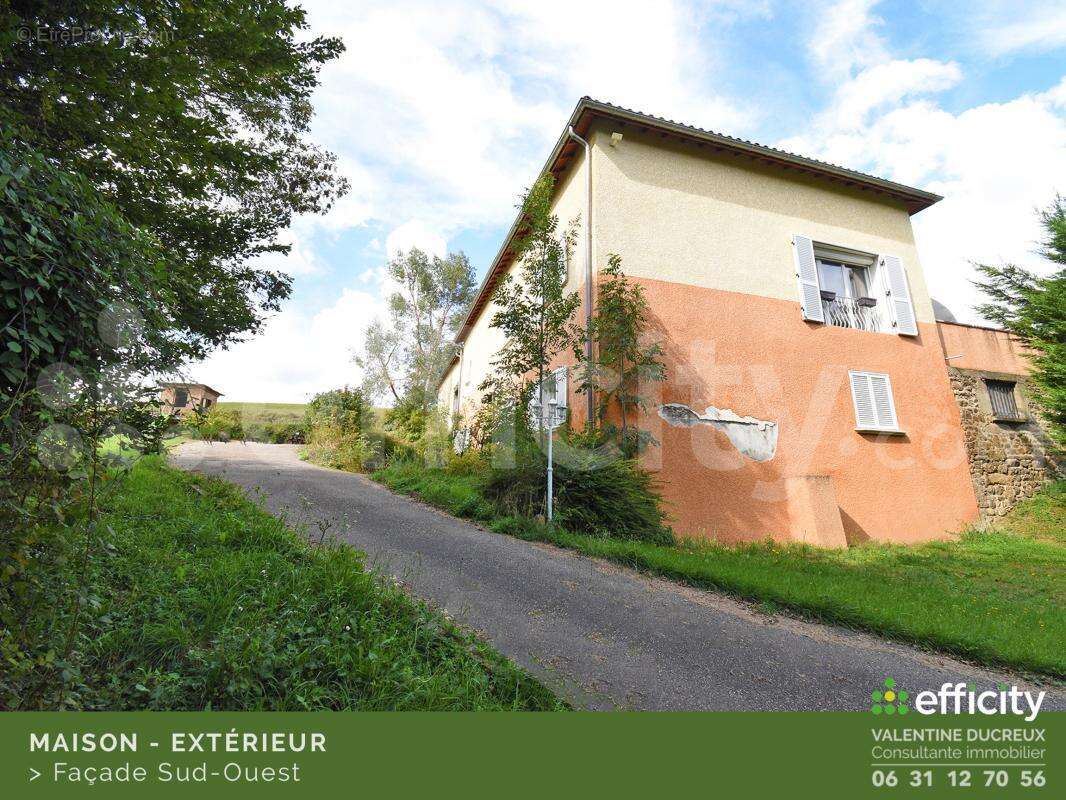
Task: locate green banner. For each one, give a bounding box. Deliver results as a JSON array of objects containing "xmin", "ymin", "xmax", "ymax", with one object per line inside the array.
[{"xmin": 1, "ymin": 711, "xmax": 1060, "ymax": 798}]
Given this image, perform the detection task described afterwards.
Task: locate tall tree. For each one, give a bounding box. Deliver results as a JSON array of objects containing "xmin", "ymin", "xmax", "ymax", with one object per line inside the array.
[
  {"xmin": 974, "ymin": 195, "xmax": 1066, "ymax": 443},
  {"xmin": 0, "ymin": 1, "xmax": 347, "ymax": 360},
  {"xmin": 355, "ymin": 249, "xmax": 477, "ymax": 412},
  {"xmin": 487, "ymin": 176, "xmax": 581, "ymax": 407},
  {"xmin": 574, "ymin": 255, "xmax": 666, "ymax": 455}
]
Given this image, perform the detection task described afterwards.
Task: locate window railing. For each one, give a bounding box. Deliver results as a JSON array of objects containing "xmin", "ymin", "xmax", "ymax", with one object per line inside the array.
[{"xmin": 821, "ymin": 295, "xmax": 883, "ymax": 332}]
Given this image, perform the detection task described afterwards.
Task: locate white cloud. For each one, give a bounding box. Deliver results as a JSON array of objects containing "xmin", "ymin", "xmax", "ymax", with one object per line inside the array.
[
  {"xmin": 809, "ymin": 0, "xmax": 889, "ymax": 80},
  {"xmin": 830, "ymin": 59, "xmax": 962, "ymax": 128},
  {"xmin": 385, "ymin": 220, "xmax": 448, "ymax": 258},
  {"xmin": 798, "ymin": 1, "xmax": 962, "ymax": 132},
  {"xmin": 302, "ymin": 0, "xmax": 756, "ymax": 237},
  {"xmin": 193, "ymin": 288, "xmax": 389, "ymax": 403},
  {"xmin": 973, "ymin": 1, "xmax": 1066, "ymax": 56}
]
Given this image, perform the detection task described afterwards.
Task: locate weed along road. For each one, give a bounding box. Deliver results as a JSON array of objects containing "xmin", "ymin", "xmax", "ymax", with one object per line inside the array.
[{"xmin": 171, "ymin": 442, "xmax": 1063, "ymax": 712}]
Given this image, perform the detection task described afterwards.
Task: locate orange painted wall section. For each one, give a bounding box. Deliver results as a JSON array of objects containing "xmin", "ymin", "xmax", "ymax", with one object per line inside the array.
[
  {"xmin": 629, "ymin": 277, "xmax": 979, "ymax": 544},
  {"xmin": 936, "ymin": 321, "xmax": 1032, "ymax": 375}
]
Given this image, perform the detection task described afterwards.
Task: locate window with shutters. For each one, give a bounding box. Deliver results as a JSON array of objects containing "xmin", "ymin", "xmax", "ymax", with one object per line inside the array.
[
  {"xmin": 985, "ymin": 379, "xmax": 1023, "ymax": 421},
  {"xmin": 848, "ymin": 371, "xmax": 902, "ymax": 433},
  {"xmin": 173, "ymin": 388, "xmax": 189, "ymax": 407},
  {"xmin": 793, "ymin": 235, "xmax": 917, "ymax": 336}
]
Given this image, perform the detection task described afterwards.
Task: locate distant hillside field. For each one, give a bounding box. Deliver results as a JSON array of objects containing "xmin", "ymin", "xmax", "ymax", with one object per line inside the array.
[{"xmin": 216, "ymin": 402, "xmax": 307, "ymax": 424}]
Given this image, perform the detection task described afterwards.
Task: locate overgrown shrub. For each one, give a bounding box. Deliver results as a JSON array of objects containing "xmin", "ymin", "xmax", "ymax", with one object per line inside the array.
[
  {"xmin": 445, "ymin": 447, "xmax": 488, "ymax": 476},
  {"xmin": 244, "ymin": 420, "xmax": 307, "ymax": 444},
  {"xmin": 383, "ymin": 401, "xmax": 428, "ymax": 442},
  {"xmin": 484, "ymin": 455, "xmax": 673, "ymax": 545},
  {"xmin": 189, "ymin": 406, "xmax": 244, "ymax": 442},
  {"xmin": 0, "ymin": 139, "xmax": 185, "ymax": 696},
  {"xmin": 305, "ymin": 423, "xmax": 381, "ymax": 473},
  {"xmin": 417, "ymin": 409, "xmax": 457, "ymax": 468},
  {"xmin": 362, "ymin": 429, "xmax": 417, "ymax": 470},
  {"xmin": 306, "ymin": 387, "xmax": 368, "ymax": 432},
  {"xmin": 302, "ymin": 387, "xmax": 377, "ymax": 470}
]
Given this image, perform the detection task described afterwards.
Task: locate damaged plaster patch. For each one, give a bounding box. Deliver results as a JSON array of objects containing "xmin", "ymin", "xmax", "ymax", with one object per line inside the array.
[{"xmin": 658, "ymin": 403, "xmax": 778, "ymax": 461}]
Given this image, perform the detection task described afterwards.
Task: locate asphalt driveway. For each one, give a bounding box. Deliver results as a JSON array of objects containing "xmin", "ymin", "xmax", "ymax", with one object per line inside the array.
[{"xmin": 171, "ymin": 441, "xmax": 1063, "ymax": 711}]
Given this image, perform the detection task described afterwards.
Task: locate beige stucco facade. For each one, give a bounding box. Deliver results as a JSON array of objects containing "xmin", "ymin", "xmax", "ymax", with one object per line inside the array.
[
  {"xmin": 589, "ymin": 120, "xmax": 936, "ymax": 324},
  {"xmin": 438, "ymin": 144, "xmax": 592, "ymax": 422}
]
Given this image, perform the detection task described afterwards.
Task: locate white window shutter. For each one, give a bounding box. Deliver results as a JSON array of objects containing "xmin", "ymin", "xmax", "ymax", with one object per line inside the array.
[
  {"xmin": 850, "ymin": 372, "xmax": 877, "ymax": 429},
  {"xmin": 880, "ymin": 255, "xmax": 918, "ymax": 336},
  {"xmin": 554, "ymin": 366, "xmax": 568, "ymax": 409},
  {"xmin": 869, "ymin": 374, "xmax": 899, "ymax": 429},
  {"xmin": 792, "ymin": 235, "xmax": 824, "ymax": 323},
  {"xmin": 849, "ymin": 371, "xmax": 900, "ymax": 431}
]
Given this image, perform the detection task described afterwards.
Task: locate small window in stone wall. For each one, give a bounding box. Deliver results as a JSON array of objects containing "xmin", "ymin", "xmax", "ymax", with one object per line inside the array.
[
  {"xmin": 174, "ymin": 388, "xmax": 189, "ymax": 407},
  {"xmin": 985, "ymin": 379, "xmax": 1022, "ymax": 421}
]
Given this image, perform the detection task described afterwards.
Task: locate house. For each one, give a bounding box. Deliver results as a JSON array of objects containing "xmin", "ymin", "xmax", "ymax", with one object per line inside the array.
[
  {"xmin": 159, "ymin": 382, "xmax": 222, "ymax": 416},
  {"xmin": 437, "ymin": 97, "xmax": 1053, "ymax": 545}
]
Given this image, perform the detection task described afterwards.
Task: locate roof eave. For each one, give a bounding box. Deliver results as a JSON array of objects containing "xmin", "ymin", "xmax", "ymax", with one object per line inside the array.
[{"xmin": 576, "ymin": 97, "xmax": 942, "ymax": 213}]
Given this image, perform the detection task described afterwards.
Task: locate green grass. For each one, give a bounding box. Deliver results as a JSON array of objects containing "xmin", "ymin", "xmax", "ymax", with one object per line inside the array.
[
  {"xmin": 163, "ymin": 433, "xmax": 190, "ymax": 450},
  {"xmin": 14, "ymin": 457, "xmax": 561, "ymax": 710},
  {"xmin": 373, "ymin": 461, "xmax": 1066, "ymax": 679},
  {"xmin": 999, "ymin": 480, "xmax": 1065, "ymax": 545}
]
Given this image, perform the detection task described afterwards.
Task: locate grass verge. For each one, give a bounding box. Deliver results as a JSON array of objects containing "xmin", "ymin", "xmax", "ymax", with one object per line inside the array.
[
  {"xmin": 14, "ymin": 456, "xmax": 561, "ymax": 710},
  {"xmin": 373, "ymin": 461, "xmax": 1065, "ymax": 679}
]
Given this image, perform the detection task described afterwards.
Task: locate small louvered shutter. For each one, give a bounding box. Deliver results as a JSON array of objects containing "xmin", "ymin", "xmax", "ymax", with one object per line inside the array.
[
  {"xmin": 554, "ymin": 367, "xmax": 568, "ymax": 409},
  {"xmin": 881, "ymin": 255, "xmax": 918, "ymax": 336},
  {"xmin": 986, "ymin": 380, "xmax": 1020, "ymax": 419},
  {"xmin": 850, "ymin": 372, "xmax": 876, "ymax": 428},
  {"xmin": 849, "ymin": 371, "xmax": 899, "ymax": 431},
  {"xmin": 793, "ymin": 235, "xmax": 824, "ymax": 322},
  {"xmin": 868, "ymin": 373, "xmax": 898, "ymax": 429}
]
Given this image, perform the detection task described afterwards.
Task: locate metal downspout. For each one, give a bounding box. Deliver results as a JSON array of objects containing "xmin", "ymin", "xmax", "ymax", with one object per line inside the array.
[{"xmin": 566, "ymin": 125, "xmax": 595, "ymax": 426}]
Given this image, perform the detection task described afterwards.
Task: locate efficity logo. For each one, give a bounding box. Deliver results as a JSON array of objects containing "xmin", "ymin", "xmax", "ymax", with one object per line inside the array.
[
  {"xmin": 871, "ymin": 678, "xmax": 1045, "ymax": 722},
  {"xmin": 871, "ymin": 678, "xmax": 909, "ymax": 715}
]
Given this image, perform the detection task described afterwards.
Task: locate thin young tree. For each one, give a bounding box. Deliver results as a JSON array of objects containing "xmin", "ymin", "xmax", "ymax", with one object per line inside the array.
[
  {"xmin": 574, "ymin": 254, "xmax": 666, "ymax": 455},
  {"xmin": 974, "ymin": 195, "xmax": 1066, "ymax": 444},
  {"xmin": 486, "ymin": 175, "xmax": 581, "ymax": 413}
]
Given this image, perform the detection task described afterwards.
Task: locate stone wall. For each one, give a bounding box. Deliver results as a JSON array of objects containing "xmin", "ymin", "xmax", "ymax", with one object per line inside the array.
[{"xmin": 948, "ymin": 367, "xmax": 1060, "ymax": 518}]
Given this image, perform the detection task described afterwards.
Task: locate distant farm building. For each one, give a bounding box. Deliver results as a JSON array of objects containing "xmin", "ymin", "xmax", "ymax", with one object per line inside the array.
[{"xmin": 159, "ymin": 382, "xmax": 222, "ymax": 416}]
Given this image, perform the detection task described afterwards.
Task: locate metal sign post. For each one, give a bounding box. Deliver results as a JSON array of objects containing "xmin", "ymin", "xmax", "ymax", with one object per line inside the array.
[
  {"xmin": 546, "ymin": 410, "xmax": 554, "ymax": 522},
  {"xmin": 541, "ymin": 398, "xmax": 565, "ymax": 523}
]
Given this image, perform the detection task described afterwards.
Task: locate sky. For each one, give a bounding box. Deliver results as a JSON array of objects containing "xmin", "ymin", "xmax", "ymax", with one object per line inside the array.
[{"xmin": 193, "ymin": 0, "xmax": 1066, "ymax": 403}]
